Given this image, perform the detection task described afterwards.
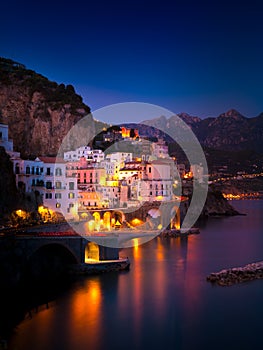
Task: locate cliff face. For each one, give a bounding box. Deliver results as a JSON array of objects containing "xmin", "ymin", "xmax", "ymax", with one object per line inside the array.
[{"xmin": 0, "ymin": 58, "xmax": 106, "ymax": 158}]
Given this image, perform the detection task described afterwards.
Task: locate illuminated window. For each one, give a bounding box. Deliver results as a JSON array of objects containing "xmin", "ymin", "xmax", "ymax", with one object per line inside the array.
[
  {"xmin": 55, "ymin": 181, "xmax": 61, "ymax": 189},
  {"xmin": 68, "ymin": 193, "xmax": 75, "ymax": 199},
  {"xmin": 56, "ymin": 203, "xmax": 61, "ymax": 208}
]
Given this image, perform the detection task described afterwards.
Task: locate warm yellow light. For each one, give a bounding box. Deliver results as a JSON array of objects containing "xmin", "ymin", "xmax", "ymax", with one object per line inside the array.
[
  {"xmin": 85, "ymin": 242, "xmax": 100, "ymax": 261},
  {"xmin": 38, "ymin": 205, "xmax": 45, "ymax": 213},
  {"xmin": 88, "ymin": 220, "xmax": 95, "ymax": 232},
  {"xmin": 131, "ymin": 218, "xmax": 143, "ymax": 227},
  {"xmin": 81, "ymin": 212, "xmax": 88, "ymax": 219},
  {"xmin": 184, "ymin": 172, "xmax": 193, "ymax": 179},
  {"xmin": 115, "ymin": 219, "xmax": 121, "ymax": 226},
  {"xmin": 133, "ymin": 238, "xmax": 139, "ymax": 248},
  {"xmin": 15, "ymin": 209, "xmax": 27, "ymax": 219}
]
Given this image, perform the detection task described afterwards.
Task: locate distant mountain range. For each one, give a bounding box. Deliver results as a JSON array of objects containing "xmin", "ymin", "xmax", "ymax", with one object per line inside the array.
[
  {"xmin": 0, "ymin": 57, "xmax": 262, "ymax": 173},
  {"xmin": 141, "ymin": 109, "xmax": 263, "ymax": 153}
]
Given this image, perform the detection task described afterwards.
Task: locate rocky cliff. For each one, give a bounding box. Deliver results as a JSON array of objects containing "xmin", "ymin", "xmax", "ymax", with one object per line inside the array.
[
  {"xmin": 202, "ymin": 187, "xmax": 240, "ymax": 216},
  {"xmin": 0, "ymin": 58, "xmax": 106, "ymax": 158}
]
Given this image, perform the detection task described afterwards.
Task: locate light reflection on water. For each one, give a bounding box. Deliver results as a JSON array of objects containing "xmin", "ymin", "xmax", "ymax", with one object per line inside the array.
[{"xmin": 8, "ymin": 200, "xmax": 263, "ymax": 350}]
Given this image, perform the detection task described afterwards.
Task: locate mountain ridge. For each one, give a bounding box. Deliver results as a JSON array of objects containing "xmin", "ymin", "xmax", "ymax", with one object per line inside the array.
[
  {"xmin": 141, "ymin": 108, "xmax": 263, "ymax": 152},
  {"xmin": 0, "ymin": 57, "xmax": 262, "ymax": 158}
]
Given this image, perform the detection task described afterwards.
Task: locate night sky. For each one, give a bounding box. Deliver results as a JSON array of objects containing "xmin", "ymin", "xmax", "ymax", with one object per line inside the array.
[{"xmin": 1, "ymin": 0, "xmax": 263, "ymax": 123}]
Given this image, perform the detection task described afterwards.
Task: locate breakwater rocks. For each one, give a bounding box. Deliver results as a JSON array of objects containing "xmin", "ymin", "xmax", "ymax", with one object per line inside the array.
[
  {"xmin": 207, "ymin": 261, "xmax": 263, "ymax": 286},
  {"xmin": 160, "ymin": 228, "xmax": 200, "ymax": 238}
]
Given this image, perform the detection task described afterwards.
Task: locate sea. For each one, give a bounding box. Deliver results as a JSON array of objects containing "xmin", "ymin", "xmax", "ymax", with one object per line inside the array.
[{"xmin": 5, "ymin": 200, "xmax": 263, "ymax": 350}]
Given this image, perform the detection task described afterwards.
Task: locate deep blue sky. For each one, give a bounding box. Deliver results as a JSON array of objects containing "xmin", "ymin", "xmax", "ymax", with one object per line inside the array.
[{"xmin": 1, "ymin": 0, "xmax": 263, "ymax": 122}]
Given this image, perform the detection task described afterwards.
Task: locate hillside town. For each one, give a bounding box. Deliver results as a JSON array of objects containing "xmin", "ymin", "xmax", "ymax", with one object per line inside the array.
[
  {"xmin": 0, "ymin": 122, "xmax": 206, "ymax": 226},
  {"xmin": 0, "ymin": 124, "xmax": 209, "ymax": 227}
]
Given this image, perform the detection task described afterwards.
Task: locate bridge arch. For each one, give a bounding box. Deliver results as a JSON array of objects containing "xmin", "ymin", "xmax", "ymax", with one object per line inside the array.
[
  {"xmin": 26, "ymin": 243, "xmax": 79, "ymax": 281},
  {"xmin": 28, "ymin": 242, "xmax": 79, "ymax": 264}
]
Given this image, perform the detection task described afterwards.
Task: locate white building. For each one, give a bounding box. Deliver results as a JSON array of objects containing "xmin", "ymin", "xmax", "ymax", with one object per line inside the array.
[
  {"xmin": 152, "ymin": 140, "xmax": 169, "ymax": 159},
  {"xmin": 64, "ymin": 146, "xmax": 104, "ymax": 163},
  {"xmin": 14, "ymin": 157, "xmax": 44, "ymax": 193},
  {"xmin": 64, "ymin": 146, "xmax": 91, "ymax": 161},
  {"xmin": 105, "ymin": 152, "xmax": 132, "ymax": 165},
  {"xmin": 39, "ymin": 157, "xmax": 78, "ymax": 220},
  {"xmin": 0, "ymin": 123, "xmax": 13, "ymax": 151}
]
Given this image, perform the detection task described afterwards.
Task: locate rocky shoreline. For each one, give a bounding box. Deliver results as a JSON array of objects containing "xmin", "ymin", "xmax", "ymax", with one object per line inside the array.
[
  {"xmin": 207, "ymin": 261, "xmax": 263, "ymax": 286},
  {"xmin": 159, "ymin": 227, "xmax": 200, "ymax": 238}
]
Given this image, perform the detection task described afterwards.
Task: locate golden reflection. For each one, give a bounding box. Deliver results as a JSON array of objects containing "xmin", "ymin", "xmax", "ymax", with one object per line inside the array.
[
  {"xmin": 156, "ymin": 237, "xmax": 165, "ymax": 261},
  {"xmin": 132, "ymin": 238, "xmax": 140, "ymax": 259},
  {"xmin": 70, "ymin": 279, "xmax": 102, "ymax": 349}
]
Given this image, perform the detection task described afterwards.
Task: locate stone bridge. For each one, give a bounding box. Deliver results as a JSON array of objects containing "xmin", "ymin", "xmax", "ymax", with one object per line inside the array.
[
  {"xmin": 15, "ymin": 230, "xmax": 158, "ymax": 266},
  {"xmin": 12, "ymin": 199, "xmax": 188, "ymax": 275}
]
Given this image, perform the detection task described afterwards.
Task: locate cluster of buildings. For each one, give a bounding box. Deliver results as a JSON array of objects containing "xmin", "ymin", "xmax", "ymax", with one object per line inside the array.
[{"xmin": 0, "ymin": 123, "xmax": 204, "ymax": 223}]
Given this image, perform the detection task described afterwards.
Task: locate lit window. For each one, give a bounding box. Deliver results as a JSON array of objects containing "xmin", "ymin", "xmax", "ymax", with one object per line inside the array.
[
  {"xmin": 56, "ymin": 203, "xmax": 61, "ymax": 208},
  {"xmin": 68, "ymin": 193, "xmax": 75, "ymax": 199},
  {"xmin": 55, "ymin": 181, "xmax": 61, "ymax": 189}
]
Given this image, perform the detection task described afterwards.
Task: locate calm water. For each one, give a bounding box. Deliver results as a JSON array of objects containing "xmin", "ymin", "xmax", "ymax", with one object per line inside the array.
[{"xmin": 8, "ymin": 200, "xmax": 263, "ymax": 350}]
